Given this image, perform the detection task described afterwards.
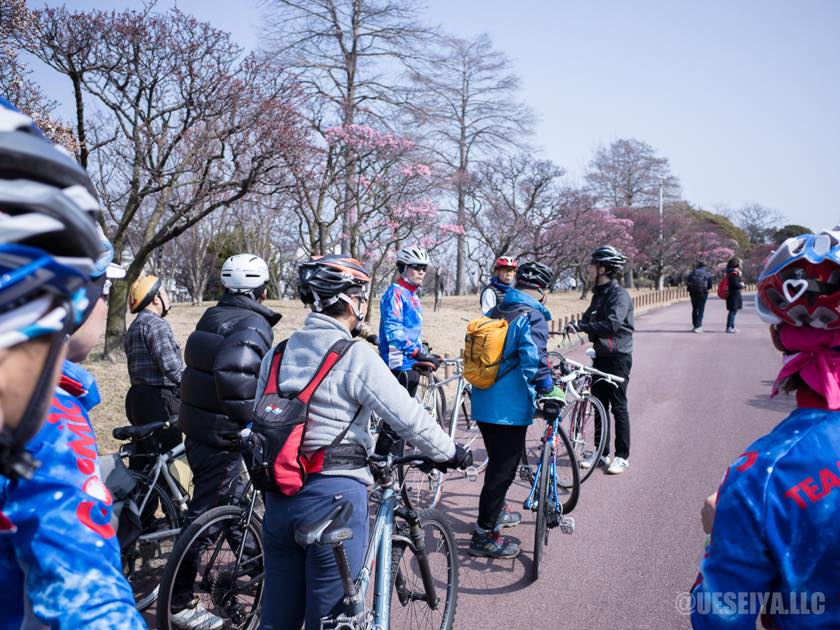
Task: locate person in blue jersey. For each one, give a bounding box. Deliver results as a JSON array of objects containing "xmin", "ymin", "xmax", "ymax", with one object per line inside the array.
[
  {"xmin": 375, "ymin": 246, "xmax": 441, "ymax": 455},
  {"xmin": 469, "ymin": 261, "xmax": 565, "ymax": 559},
  {"xmin": 692, "ymin": 228, "xmax": 840, "ymax": 630}
]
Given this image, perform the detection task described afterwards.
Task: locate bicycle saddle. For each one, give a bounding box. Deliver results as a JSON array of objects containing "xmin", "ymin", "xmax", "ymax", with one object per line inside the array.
[
  {"xmin": 112, "ymin": 420, "xmax": 168, "ymax": 441},
  {"xmin": 294, "ymin": 501, "xmax": 354, "ymax": 547}
]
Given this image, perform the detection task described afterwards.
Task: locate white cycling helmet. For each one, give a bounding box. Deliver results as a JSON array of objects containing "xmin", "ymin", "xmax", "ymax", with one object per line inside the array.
[
  {"xmin": 396, "ymin": 246, "xmax": 430, "ymax": 267},
  {"xmin": 221, "ymin": 254, "xmax": 269, "ymax": 295}
]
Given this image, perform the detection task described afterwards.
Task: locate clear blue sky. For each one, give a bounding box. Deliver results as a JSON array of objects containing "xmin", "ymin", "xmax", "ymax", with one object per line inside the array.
[{"xmin": 34, "ymin": 1, "xmax": 840, "ymax": 230}]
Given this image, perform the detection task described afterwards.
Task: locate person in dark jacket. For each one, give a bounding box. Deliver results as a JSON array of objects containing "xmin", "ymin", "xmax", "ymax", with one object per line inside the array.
[
  {"xmin": 686, "ymin": 261, "xmax": 713, "ymax": 333},
  {"xmin": 724, "ymin": 257, "xmax": 744, "ymax": 333},
  {"xmin": 172, "ymin": 253, "xmax": 280, "ymax": 629},
  {"xmin": 570, "ymin": 245, "xmax": 635, "ymax": 475}
]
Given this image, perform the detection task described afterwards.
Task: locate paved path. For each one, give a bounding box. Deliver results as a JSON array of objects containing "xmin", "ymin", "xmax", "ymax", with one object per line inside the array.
[{"xmin": 446, "ymin": 296, "xmax": 794, "ymax": 629}]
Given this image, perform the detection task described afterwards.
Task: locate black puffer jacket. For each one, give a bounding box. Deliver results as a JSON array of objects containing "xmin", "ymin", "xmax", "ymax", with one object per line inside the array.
[
  {"xmin": 578, "ymin": 279, "xmax": 635, "ymax": 357},
  {"xmin": 725, "ymin": 268, "xmax": 744, "ymax": 311},
  {"xmin": 179, "ymin": 293, "xmax": 281, "ymax": 449}
]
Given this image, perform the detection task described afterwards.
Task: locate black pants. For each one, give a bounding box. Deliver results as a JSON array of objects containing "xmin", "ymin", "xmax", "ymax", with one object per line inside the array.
[
  {"xmin": 476, "ymin": 423, "xmax": 528, "ymax": 531},
  {"xmin": 171, "ymin": 438, "xmax": 249, "ymax": 610},
  {"xmin": 591, "ymin": 354, "xmax": 632, "ymax": 460},
  {"xmin": 689, "ymin": 292, "xmax": 708, "ymax": 329},
  {"xmin": 374, "ymin": 369, "xmax": 421, "ymax": 456},
  {"xmin": 124, "ymin": 384, "xmax": 183, "ymax": 471}
]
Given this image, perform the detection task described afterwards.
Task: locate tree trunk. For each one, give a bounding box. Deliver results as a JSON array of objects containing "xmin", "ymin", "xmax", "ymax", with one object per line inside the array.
[{"xmin": 456, "ymin": 188, "xmax": 466, "ymax": 295}]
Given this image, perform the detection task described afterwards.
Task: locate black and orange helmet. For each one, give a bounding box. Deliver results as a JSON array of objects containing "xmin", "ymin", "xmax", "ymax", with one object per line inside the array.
[{"xmin": 297, "ymin": 254, "xmax": 370, "ymax": 310}]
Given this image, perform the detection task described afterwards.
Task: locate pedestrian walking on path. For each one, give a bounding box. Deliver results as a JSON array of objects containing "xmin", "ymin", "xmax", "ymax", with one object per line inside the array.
[
  {"xmin": 723, "ymin": 257, "xmax": 744, "ymax": 333},
  {"xmin": 686, "ymin": 261, "xmax": 713, "ymax": 332}
]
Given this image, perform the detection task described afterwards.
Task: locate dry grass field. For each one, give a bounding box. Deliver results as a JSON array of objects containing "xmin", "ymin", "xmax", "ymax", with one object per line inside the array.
[{"xmin": 87, "ymin": 289, "xmax": 676, "ymax": 453}]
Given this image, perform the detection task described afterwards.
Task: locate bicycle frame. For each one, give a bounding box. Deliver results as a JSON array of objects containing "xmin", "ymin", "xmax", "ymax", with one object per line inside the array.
[{"xmin": 523, "ymin": 416, "xmax": 561, "ymax": 516}]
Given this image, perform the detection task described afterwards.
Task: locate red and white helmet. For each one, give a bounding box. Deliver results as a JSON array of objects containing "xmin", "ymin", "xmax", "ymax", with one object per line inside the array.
[
  {"xmin": 756, "ymin": 228, "xmax": 840, "ymax": 329},
  {"xmin": 494, "ymin": 256, "xmax": 518, "ymax": 270}
]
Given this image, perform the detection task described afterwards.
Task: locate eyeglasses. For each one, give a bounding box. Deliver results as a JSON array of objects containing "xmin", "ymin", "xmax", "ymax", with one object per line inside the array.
[{"xmin": 408, "ymin": 264, "xmax": 428, "ymax": 272}]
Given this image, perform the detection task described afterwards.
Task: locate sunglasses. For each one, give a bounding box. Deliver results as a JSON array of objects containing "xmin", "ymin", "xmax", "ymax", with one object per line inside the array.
[{"xmin": 408, "ymin": 264, "xmax": 428, "ymax": 272}]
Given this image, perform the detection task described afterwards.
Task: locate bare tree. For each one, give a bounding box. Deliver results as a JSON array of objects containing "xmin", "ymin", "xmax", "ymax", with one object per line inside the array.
[
  {"xmin": 735, "ymin": 202, "xmax": 786, "ymax": 244},
  {"xmin": 173, "ymin": 209, "xmax": 234, "ymax": 305},
  {"xmin": 407, "ymin": 33, "xmax": 535, "ymax": 293},
  {"xmin": 24, "ymin": 6, "xmax": 307, "ymax": 356},
  {"xmin": 466, "ymin": 154, "xmax": 563, "ymax": 281},
  {"xmin": 261, "ymin": 0, "xmax": 430, "ymax": 254},
  {"xmin": 585, "ymin": 138, "xmax": 680, "ymax": 208}
]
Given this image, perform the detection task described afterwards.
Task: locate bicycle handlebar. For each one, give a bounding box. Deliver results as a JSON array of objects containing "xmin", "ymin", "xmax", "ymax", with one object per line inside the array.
[{"xmin": 562, "ymin": 358, "xmax": 626, "ymax": 383}]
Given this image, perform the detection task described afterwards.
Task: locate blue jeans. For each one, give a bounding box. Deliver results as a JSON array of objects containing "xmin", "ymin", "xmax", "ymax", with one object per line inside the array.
[
  {"xmin": 260, "ymin": 475, "xmax": 369, "ymax": 630},
  {"xmin": 726, "ymin": 310, "xmax": 737, "ymax": 330}
]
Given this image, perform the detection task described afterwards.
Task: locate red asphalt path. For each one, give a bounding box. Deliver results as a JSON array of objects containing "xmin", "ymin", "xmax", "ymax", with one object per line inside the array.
[{"xmin": 443, "ymin": 296, "xmax": 795, "ymax": 630}]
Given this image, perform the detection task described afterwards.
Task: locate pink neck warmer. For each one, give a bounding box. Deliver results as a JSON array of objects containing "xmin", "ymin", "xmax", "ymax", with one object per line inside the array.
[{"xmin": 772, "ymin": 326, "xmax": 840, "ymax": 410}]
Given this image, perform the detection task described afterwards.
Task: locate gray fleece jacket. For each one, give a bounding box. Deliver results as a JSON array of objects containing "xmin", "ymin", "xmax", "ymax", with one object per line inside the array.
[{"xmin": 254, "ymin": 313, "xmax": 456, "ymax": 485}]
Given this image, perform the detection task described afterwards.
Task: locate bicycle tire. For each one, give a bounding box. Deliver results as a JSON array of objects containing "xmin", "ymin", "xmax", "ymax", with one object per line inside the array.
[
  {"xmin": 452, "ymin": 387, "xmax": 488, "ymax": 475},
  {"xmin": 124, "ymin": 471, "xmax": 182, "ymax": 611},
  {"xmin": 400, "ymin": 374, "xmax": 446, "ymax": 509},
  {"xmin": 156, "ymin": 505, "xmax": 264, "ymax": 630},
  {"xmin": 552, "ymin": 423, "xmax": 581, "ymax": 514},
  {"xmin": 532, "ymin": 443, "xmax": 550, "ymax": 582},
  {"xmin": 390, "ymin": 508, "xmax": 459, "ymax": 630},
  {"xmin": 568, "ymin": 395, "xmax": 608, "ymax": 484}
]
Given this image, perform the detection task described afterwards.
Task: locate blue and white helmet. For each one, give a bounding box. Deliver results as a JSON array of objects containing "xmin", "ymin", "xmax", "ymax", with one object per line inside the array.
[{"xmin": 0, "ymin": 96, "xmax": 103, "ymax": 349}]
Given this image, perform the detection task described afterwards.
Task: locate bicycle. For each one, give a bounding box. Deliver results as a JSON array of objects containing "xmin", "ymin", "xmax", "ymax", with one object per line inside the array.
[
  {"xmin": 156, "ymin": 450, "xmax": 459, "ymax": 630},
  {"xmin": 111, "ymin": 419, "xmax": 191, "ymax": 611},
  {"xmin": 401, "ymin": 357, "xmax": 486, "ymax": 509},
  {"xmin": 522, "ymin": 398, "xmax": 580, "ymax": 582}
]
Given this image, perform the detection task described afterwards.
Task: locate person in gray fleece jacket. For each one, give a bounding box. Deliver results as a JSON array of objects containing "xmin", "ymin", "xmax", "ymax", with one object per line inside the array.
[{"xmin": 258, "ymin": 254, "xmax": 469, "ymax": 630}]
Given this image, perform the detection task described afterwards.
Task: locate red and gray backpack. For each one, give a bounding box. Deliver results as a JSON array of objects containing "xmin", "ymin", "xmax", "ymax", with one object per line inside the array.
[{"xmin": 244, "ymin": 338, "xmax": 367, "ymax": 495}]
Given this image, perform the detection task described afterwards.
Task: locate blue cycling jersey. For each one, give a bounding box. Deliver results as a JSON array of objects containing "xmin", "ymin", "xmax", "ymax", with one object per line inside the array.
[
  {"xmin": 0, "ymin": 361, "xmax": 145, "ymax": 629},
  {"xmin": 691, "ymin": 407, "xmax": 840, "ymax": 629},
  {"xmin": 378, "ymin": 279, "xmax": 423, "ymax": 371}
]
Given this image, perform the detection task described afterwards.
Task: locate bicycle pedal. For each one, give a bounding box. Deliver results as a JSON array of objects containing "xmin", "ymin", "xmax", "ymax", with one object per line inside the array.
[
  {"xmin": 518, "ymin": 465, "xmax": 532, "ymax": 481},
  {"xmin": 559, "ymin": 516, "xmax": 576, "ymax": 535}
]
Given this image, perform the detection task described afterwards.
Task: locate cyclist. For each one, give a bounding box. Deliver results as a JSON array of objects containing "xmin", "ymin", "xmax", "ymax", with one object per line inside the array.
[
  {"xmin": 692, "ymin": 229, "xmax": 840, "ymax": 628},
  {"xmin": 469, "ymin": 261, "xmax": 565, "ymax": 559},
  {"xmin": 123, "ymin": 273, "xmax": 184, "ymax": 469},
  {"xmin": 171, "ymin": 254, "xmax": 280, "ymax": 629},
  {"xmin": 376, "ymin": 245, "xmax": 440, "ymax": 455},
  {"xmin": 0, "ymin": 99, "xmax": 145, "ymax": 628},
  {"xmin": 258, "ymin": 254, "xmax": 469, "ymax": 630},
  {"xmin": 480, "ymin": 255, "xmax": 518, "ymax": 314},
  {"xmin": 569, "ymin": 245, "xmax": 634, "ymax": 475}
]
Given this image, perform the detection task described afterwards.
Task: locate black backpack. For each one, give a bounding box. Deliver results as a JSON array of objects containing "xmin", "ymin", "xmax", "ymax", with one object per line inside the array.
[{"xmin": 686, "ymin": 270, "xmax": 708, "ymax": 294}]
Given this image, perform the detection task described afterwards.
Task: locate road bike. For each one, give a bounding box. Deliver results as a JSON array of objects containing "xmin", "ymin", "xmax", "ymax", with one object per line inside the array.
[
  {"xmin": 316, "ymin": 453, "xmax": 459, "ymax": 630},
  {"xmin": 155, "ymin": 449, "xmax": 459, "ymax": 630},
  {"xmin": 522, "ymin": 398, "xmax": 579, "ymax": 581},
  {"xmin": 111, "ymin": 419, "xmax": 190, "ymax": 611}
]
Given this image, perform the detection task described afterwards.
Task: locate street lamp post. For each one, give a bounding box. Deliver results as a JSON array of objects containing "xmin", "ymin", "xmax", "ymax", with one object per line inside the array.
[{"xmin": 658, "ymin": 176, "xmax": 664, "ymax": 290}]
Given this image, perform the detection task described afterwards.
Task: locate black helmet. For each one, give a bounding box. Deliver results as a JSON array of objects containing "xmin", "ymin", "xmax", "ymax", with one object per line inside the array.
[
  {"xmin": 516, "ymin": 261, "xmax": 554, "ymax": 290},
  {"xmin": 297, "ymin": 254, "xmax": 370, "ymax": 311},
  {"xmin": 591, "ymin": 246, "xmax": 627, "ymax": 271}
]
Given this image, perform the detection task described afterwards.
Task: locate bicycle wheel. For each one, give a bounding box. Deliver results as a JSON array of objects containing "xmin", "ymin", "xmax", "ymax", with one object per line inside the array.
[
  {"xmin": 567, "ymin": 395, "xmax": 608, "ymax": 484},
  {"xmin": 156, "ymin": 505, "xmax": 264, "ymax": 630},
  {"xmin": 390, "ymin": 508, "xmax": 459, "ymax": 630},
  {"xmin": 124, "ymin": 471, "xmax": 182, "ymax": 611},
  {"xmin": 552, "ymin": 423, "xmax": 581, "ymax": 514},
  {"xmin": 400, "ymin": 374, "xmax": 446, "ymax": 509},
  {"xmin": 452, "ymin": 387, "xmax": 487, "ymax": 475},
  {"xmin": 532, "ymin": 442, "xmax": 550, "ymax": 582}
]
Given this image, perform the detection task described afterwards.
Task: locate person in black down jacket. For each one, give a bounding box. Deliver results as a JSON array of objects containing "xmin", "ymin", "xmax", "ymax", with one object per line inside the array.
[
  {"xmin": 724, "ymin": 256, "xmax": 744, "ymax": 333},
  {"xmin": 172, "ymin": 254, "xmax": 281, "ymax": 628},
  {"xmin": 570, "ymin": 245, "xmax": 635, "ymax": 476}
]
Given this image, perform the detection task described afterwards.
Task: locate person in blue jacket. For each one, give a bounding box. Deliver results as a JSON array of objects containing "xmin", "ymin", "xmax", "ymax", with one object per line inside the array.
[
  {"xmin": 692, "ymin": 229, "xmax": 840, "ymax": 629},
  {"xmin": 376, "ymin": 246, "xmax": 441, "ymax": 455},
  {"xmin": 469, "ymin": 261, "xmax": 565, "ymax": 559}
]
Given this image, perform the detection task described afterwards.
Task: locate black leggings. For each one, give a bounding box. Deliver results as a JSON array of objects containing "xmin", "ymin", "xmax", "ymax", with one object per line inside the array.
[{"xmin": 476, "ymin": 423, "xmax": 528, "ymax": 531}]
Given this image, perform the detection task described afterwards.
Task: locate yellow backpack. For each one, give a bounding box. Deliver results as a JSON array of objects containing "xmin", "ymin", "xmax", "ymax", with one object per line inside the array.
[{"xmin": 463, "ymin": 308, "xmax": 527, "ymax": 389}]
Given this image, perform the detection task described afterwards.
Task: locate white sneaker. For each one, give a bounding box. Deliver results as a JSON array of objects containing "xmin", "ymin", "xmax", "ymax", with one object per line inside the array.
[
  {"xmin": 693, "ymin": 327, "xmax": 703, "ymax": 333},
  {"xmin": 607, "ymin": 457, "xmax": 629, "ymax": 475},
  {"xmin": 581, "ymin": 454, "xmax": 610, "ymax": 469},
  {"xmin": 171, "ymin": 603, "xmax": 224, "ymax": 630}
]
